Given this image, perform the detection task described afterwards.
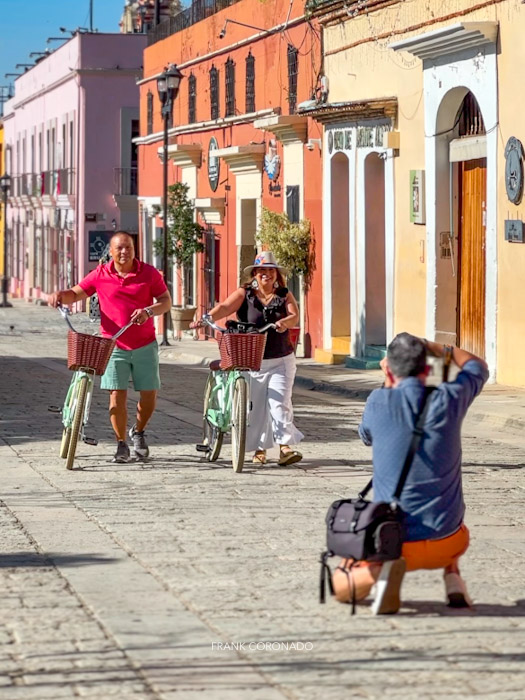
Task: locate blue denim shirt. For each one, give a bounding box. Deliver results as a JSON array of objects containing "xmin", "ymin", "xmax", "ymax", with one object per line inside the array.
[{"xmin": 358, "ymin": 360, "xmax": 489, "ymax": 541}]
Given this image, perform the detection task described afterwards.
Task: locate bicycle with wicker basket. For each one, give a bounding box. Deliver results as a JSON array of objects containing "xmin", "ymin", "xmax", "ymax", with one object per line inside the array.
[
  {"xmin": 196, "ymin": 314, "xmax": 276, "ymax": 473},
  {"xmin": 55, "ymin": 305, "xmax": 133, "ymax": 470}
]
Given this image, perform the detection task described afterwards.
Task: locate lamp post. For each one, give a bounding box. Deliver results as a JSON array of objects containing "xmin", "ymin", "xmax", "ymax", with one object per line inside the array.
[
  {"xmin": 156, "ymin": 63, "xmax": 183, "ymax": 345},
  {"xmin": 0, "ymin": 173, "xmax": 12, "ymax": 308}
]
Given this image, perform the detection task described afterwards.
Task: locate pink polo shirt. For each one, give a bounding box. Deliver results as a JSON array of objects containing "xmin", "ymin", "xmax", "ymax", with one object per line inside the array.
[{"xmin": 79, "ymin": 260, "xmax": 167, "ymax": 350}]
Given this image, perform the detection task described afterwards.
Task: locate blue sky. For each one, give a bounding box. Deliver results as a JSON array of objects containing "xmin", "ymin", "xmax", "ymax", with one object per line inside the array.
[{"xmin": 0, "ymin": 0, "xmax": 126, "ymax": 93}]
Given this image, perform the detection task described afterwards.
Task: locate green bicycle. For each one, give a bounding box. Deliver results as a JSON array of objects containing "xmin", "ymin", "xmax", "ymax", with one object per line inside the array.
[
  {"xmin": 196, "ymin": 314, "xmax": 275, "ymax": 473},
  {"xmin": 56, "ymin": 304, "xmax": 132, "ymax": 470}
]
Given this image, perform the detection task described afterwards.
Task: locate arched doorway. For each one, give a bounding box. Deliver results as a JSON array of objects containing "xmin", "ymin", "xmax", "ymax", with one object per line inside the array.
[
  {"xmin": 330, "ymin": 152, "xmax": 350, "ymax": 340},
  {"xmin": 435, "ymin": 89, "xmax": 486, "ymax": 357},
  {"xmin": 364, "ymin": 152, "xmax": 386, "ymax": 347},
  {"xmin": 456, "ymin": 93, "xmax": 486, "ymax": 356}
]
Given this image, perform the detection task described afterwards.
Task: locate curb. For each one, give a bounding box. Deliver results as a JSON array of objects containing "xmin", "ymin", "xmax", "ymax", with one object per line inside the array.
[
  {"xmin": 293, "ymin": 374, "xmax": 373, "ymax": 400},
  {"xmin": 158, "ymin": 345, "xmax": 525, "ymax": 433}
]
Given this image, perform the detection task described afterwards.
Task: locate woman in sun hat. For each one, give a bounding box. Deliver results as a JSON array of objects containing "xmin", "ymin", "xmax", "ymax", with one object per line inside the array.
[{"xmin": 191, "ymin": 250, "xmax": 303, "ymax": 466}]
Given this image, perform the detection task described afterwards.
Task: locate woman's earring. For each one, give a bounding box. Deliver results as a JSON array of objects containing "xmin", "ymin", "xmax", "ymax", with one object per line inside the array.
[
  {"xmin": 251, "ymin": 278, "xmax": 259, "ymax": 290},
  {"xmin": 273, "ymin": 280, "xmax": 279, "ymax": 288}
]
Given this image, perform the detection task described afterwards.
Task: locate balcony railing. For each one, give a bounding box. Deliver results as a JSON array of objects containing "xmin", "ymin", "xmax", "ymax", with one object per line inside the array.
[
  {"xmin": 147, "ymin": 0, "xmax": 241, "ymax": 45},
  {"xmin": 10, "ymin": 170, "xmax": 75, "ymax": 198},
  {"xmin": 57, "ymin": 168, "xmax": 76, "ymax": 195},
  {"xmin": 114, "ymin": 167, "xmax": 138, "ymax": 196},
  {"xmin": 40, "ymin": 169, "xmax": 75, "ymax": 196}
]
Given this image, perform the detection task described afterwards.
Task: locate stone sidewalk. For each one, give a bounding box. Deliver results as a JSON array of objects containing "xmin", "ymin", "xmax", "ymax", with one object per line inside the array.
[{"xmin": 1, "ymin": 300, "xmax": 525, "ymax": 699}]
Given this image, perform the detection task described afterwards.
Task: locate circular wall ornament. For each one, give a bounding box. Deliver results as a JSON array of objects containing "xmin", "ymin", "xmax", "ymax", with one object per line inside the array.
[{"xmin": 504, "ymin": 136, "xmax": 524, "ymax": 204}]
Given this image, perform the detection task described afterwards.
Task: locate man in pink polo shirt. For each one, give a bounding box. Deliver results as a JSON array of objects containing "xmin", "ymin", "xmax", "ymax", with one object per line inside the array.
[{"xmin": 49, "ymin": 231, "xmax": 172, "ymax": 463}]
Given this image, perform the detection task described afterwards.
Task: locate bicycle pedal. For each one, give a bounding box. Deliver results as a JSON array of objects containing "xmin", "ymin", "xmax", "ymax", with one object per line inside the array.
[
  {"xmin": 47, "ymin": 405, "xmax": 62, "ymax": 414},
  {"xmin": 196, "ymin": 443, "xmax": 210, "ymax": 453},
  {"xmin": 83, "ymin": 437, "xmax": 98, "ymax": 446}
]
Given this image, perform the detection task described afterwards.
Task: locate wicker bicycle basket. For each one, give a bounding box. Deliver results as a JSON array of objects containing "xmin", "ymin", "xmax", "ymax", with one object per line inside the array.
[
  {"xmin": 219, "ymin": 332, "xmax": 267, "ymax": 371},
  {"xmin": 67, "ymin": 331, "xmax": 116, "ymax": 375}
]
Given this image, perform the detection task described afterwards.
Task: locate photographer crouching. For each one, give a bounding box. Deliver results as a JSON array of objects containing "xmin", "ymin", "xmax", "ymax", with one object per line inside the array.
[{"xmin": 333, "ymin": 333, "xmax": 489, "ymax": 614}]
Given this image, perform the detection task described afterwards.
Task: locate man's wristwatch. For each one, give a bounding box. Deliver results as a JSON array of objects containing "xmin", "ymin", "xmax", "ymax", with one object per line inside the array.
[{"xmin": 145, "ymin": 307, "xmax": 154, "ymax": 318}]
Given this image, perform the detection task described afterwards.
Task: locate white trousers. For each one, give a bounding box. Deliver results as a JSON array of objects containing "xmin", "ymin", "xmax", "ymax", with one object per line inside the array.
[{"xmin": 246, "ymin": 353, "xmax": 304, "ymax": 452}]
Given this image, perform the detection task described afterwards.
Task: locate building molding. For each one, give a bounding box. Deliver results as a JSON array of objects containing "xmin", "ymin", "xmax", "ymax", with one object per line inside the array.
[
  {"xmin": 194, "ymin": 197, "xmax": 225, "ymax": 225},
  {"xmin": 390, "ymin": 21, "xmax": 498, "ymax": 60},
  {"xmin": 254, "ymin": 114, "xmax": 308, "ymax": 144},
  {"xmin": 135, "ymin": 108, "xmax": 278, "ymax": 146},
  {"xmin": 158, "ymin": 143, "xmax": 202, "ymax": 168},
  {"xmin": 214, "ymin": 145, "xmax": 265, "ymax": 176}
]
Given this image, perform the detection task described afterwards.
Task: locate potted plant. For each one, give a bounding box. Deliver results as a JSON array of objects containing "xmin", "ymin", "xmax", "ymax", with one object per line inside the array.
[
  {"xmin": 153, "ymin": 182, "xmax": 205, "ymax": 331},
  {"xmin": 256, "ymin": 207, "xmax": 314, "ymax": 290}
]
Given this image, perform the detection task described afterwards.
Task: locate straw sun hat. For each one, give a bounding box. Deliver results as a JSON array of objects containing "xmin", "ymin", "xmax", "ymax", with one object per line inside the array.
[{"xmin": 242, "ymin": 251, "xmax": 289, "ymax": 279}]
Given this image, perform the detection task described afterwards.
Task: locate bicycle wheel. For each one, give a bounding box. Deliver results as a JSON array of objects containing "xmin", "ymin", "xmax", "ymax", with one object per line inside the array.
[
  {"xmin": 66, "ymin": 375, "xmax": 89, "ymax": 470},
  {"xmin": 231, "ymin": 376, "xmax": 247, "ymax": 473},
  {"xmin": 203, "ymin": 373, "xmax": 223, "ymax": 462},
  {"xmin": 59, "ymin": 428, "xmax": 71, "ymax": 459}
]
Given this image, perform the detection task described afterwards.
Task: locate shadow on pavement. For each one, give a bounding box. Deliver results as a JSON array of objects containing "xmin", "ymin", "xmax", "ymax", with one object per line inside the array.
[{"xmin": 0, "ymin": 552, "xmax": 119, "ymax": 568}]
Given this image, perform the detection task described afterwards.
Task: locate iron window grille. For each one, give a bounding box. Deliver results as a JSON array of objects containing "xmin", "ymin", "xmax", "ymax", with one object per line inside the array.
[
  {"xmin": 245, "ymin": 51, "xmax": 255, "ymax": 113},
  {"xmin": 457, "ymin": 92, "xmax": 486, "ymax": 136},
  {"xmin": 188, "ymin": 73, "xmax": 196, "ymax": 123},
  {"xmin": 287, "ymin": 44, "xmax": 298, "ymax": 114},
  {"xmin": 210, "ymin": 65, "xmax": 219, "ymax": 121},
  {"xmin": 286, "ymin": 185, "xmax": 300, "ymax": 223},
  {"xmin": 146, "ymin": 91, "xmax": 153, "ymax": 134},
  {"xmin": 225, "ymin": 58, "xmax": 235, "ymax": 117}
]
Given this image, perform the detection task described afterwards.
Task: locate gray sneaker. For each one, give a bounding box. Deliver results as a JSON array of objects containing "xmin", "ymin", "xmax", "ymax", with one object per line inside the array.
[
  {"xmin": 112, "ymin": 441, "xmax": 130, "ymax": 463},
  {"xmin": 129, "ymin": 425, "xmax": 149, "ymax": 459}
]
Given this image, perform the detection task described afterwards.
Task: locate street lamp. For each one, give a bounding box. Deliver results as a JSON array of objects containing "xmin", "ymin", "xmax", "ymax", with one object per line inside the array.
[
  {"xmin": 156, "ymin": 63, "xmax": 183, "ymax": 345},
  {"xmin": 0, "ymin": 173, "xmax": 12, "ymax": 308}
]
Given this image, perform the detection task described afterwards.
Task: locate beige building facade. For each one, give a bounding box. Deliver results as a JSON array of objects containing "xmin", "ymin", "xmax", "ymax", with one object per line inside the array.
[{"xmin": 309, "ymin": 0, "xmax": 525, "ymax": 385}]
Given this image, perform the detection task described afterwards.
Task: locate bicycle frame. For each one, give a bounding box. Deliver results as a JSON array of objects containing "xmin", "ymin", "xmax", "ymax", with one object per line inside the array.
[
  {"xmin": 56, "ymin": 304, "xmax": 135, "ymax": 460},
  {"xmin": 201, "ymin": 314, "xmax": 276, "ymax": 432},
  {"xmin": 62, "ymin": 368, "xmax": 95, "ymax": 434},
  {"xmin": 206, "ymin": 368, "xmax": 249, "ymax": 433}
]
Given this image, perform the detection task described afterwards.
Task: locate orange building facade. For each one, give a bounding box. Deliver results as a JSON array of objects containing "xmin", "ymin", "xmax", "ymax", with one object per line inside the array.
[{"xmin": 136, "ymin": 0, "xmax": 324, "ymax": 355}]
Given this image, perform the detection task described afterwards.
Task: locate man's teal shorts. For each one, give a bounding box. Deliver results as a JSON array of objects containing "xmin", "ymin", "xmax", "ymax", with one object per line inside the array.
[{"xmin": 100, "ymin": 341, "xmax": 160, "ymax": 391}]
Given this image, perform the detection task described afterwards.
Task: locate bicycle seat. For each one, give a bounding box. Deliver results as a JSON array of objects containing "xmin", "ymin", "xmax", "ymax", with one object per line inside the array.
[{"xmin": 209, "ymin": 359, "xmax": 222, "ymax": 371}]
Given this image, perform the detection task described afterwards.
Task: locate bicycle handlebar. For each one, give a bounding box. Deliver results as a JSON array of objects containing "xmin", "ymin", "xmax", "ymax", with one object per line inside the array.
[
  {"xmin": 57, "ymin": 303, "xmax": 134, "ymax": 341},
  {"xmin": 202, "ymin": 314, "xmax": 276, "ymax": 334}
]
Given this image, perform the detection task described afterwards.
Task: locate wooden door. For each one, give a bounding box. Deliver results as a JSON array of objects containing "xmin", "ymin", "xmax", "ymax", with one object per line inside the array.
[{"xmin": 457, "ymin": 158, "xmax": 486, "ymax": 357}]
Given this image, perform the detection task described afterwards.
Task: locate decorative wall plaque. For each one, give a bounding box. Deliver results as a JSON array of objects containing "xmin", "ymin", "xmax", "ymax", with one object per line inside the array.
[
  {"xmin": 504, "ymin": 136, "xmax": 524, "ymax": 204},
  {"xmin": 208, "ymin": 137, "xmax": 220, "ymax": 192}
]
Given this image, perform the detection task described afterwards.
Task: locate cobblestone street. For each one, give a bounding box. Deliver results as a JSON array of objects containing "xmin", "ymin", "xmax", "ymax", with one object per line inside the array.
[{"xmin": 1, "ymin": 302, "xmax": 525, "ymax": 699}]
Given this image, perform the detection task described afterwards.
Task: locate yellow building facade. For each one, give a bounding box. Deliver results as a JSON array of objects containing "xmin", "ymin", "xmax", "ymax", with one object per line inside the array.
[{"xmin": 309, "ymin": 0, "xmax": 525, "ymax": 385}]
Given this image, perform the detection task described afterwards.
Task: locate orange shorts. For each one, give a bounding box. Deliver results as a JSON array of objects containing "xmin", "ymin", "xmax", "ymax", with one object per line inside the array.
[{"xmin": 401, "ymin": 523, "xmax": 470, "ymax": 571}]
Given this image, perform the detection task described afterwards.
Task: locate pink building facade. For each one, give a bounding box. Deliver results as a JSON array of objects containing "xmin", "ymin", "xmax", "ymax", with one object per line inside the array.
[{"xmin": 2, "ymin": 32, "xmax": 146, "ymax": 300}]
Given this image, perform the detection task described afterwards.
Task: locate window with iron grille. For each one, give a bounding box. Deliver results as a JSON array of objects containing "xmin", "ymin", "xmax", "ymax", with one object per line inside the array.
[
  {"xmin": 210, "ymin": 65, "xmax": 219, "ymax": 121},
  {"xmin": 245, "ymin": 51, "xmax": 255, "ymax": 113},
  {"xmin": 147, "ymin": 91, "xmax": 153, "ymax": 134},
  {"xmin": 287, "ymin": 44, "xmax": 298, "ymax": 114},
  {"xmin": 225, "ymin": 58, "xmax": 235, "ymax": 117},
  {"xmin": 286, "ymin": 185, "xmax": 300, "ymax": 223},
  {"xmin": 188, "ymin": 73, "xmax": 196, "ymax": 123}
]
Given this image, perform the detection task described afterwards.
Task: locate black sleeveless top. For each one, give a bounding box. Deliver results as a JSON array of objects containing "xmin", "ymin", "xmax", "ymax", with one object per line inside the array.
[{"xmin": 237, "ymin": 287, "xmax": 294, "ymax": 359}]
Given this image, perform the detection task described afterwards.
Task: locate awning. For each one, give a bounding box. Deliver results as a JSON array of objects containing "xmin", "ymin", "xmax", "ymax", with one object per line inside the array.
[{"xmin": 298, "ymin": 97, "xmax": 397, "ymax": 124}]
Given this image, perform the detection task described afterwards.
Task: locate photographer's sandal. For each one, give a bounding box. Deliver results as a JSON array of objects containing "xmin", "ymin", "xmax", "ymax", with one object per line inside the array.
[
  {"xmin": 444, "ymin": 572, "xmax": 472, "ymax": 608},
  {"xmin": 278, "ymin": 447, "xmax": 303, "ymax": 466},
  {"xmin": 371, "ymin": 558, "xmax": 406, "ymax": 615}
]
